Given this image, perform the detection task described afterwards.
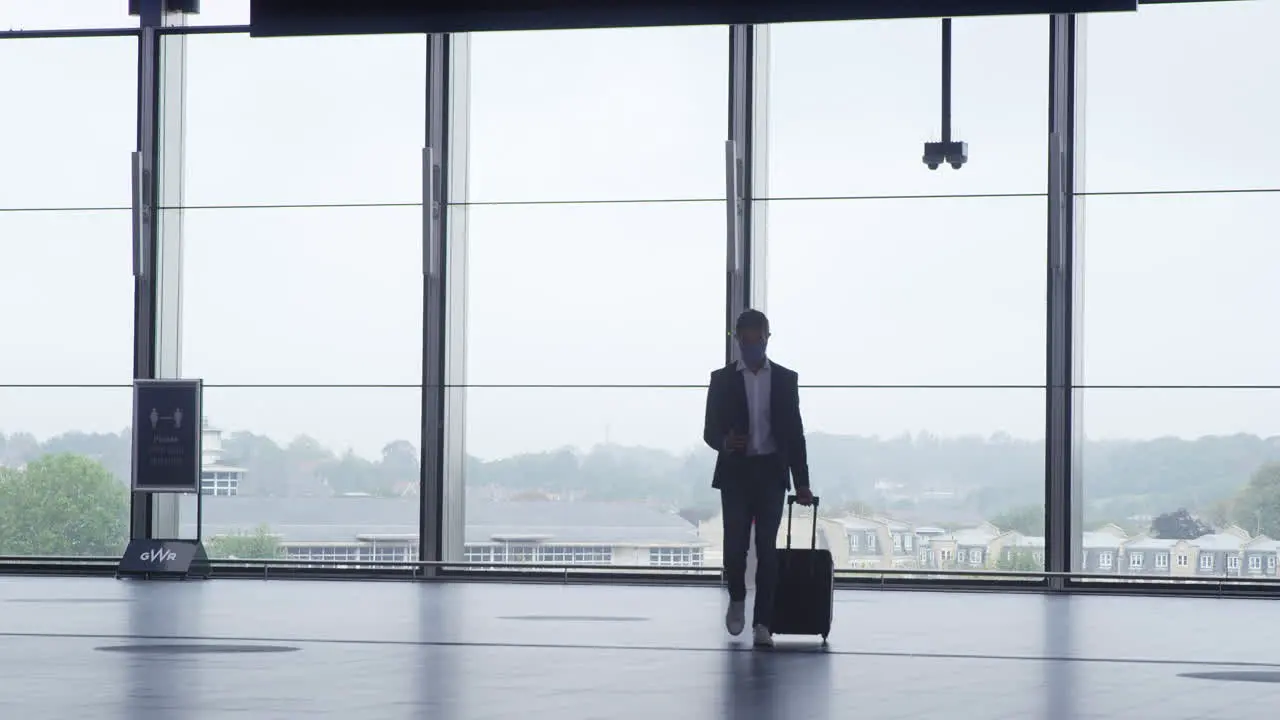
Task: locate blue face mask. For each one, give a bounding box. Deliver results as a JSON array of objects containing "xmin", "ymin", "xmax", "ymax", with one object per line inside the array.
[{"xmin": 739, "ymin": 339, "xmax": 767, "ymax": 367}]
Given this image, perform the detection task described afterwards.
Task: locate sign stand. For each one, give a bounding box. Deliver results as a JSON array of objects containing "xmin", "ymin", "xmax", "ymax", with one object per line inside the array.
[{"xmin": 117, "ymin": 379, "xmax": 212, "ymax": 580}]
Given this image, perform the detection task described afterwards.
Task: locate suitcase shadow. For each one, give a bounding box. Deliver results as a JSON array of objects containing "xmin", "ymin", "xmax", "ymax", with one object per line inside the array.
[{"xmin": 767, "ymin": 640, "xmax": 831, "ymax": 653}]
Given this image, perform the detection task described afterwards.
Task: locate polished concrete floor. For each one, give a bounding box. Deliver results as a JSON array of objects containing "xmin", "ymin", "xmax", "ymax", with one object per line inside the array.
[{"xmin": 1, "ymin": 577, "xmax": 1279, "ymax": 719}]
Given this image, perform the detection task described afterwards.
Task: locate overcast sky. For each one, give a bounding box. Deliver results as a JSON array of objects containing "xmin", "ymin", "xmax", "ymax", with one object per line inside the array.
[{"xmin": 2, "ymin": 0, "xmax": 1279, "ymax": 462}]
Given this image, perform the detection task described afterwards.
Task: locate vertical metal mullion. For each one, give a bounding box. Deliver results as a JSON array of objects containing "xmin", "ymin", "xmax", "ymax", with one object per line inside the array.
[
  {"xmin": 1068, "ymin": 15, "xmax": 1087, "ymax": 585},
  {"xmin": 130, "ymin": 22, "xmax": 160, "ymax": 540},
  {"xmin": 1045, "ymin": 13, "xmax": 1080, "ymax": 591},
  {"xmin": 133, "ymin": 0, "xmax": 193, "ymax": 539},
  {"xmin": 420, "ymin": 34, "xmax": 448, "ymax": 569},
  {"xmin": 153, "ymin": 11, "xmax": 191, "ymax": 541},
  {"xmin": 749, "ymin": 26, "xmax": 771, "ymax": 315},
  {"xmin": 443, "ymin": 34, "xmax": 471, "ymax": 566},
  {"xmin": 422, "ymin": 31, "xmax": 470, "ymax": 568},
  {"xmin": 727, "ymin": 25, "xmax": 754, "ymax": 362}
]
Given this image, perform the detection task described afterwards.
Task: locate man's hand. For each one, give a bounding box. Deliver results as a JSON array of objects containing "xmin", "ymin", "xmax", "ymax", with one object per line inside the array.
[
  {"xmin": 794, "ymin": 486, "xmax": 814, "ymax": 506},
  {"xmin": 724, "ymin": 429, "xmax": 748, "ymax": 453}
]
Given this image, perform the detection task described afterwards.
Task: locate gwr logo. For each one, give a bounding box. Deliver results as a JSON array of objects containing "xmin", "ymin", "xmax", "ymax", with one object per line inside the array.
[{"xmin": 140, "ymin": 548, "xmax": 178, "ymax": 563}]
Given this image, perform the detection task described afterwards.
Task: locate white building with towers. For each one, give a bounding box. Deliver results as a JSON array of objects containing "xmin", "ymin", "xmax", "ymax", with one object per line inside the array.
[{"xmin": 200, "ymin": 418, "xmax": 246, "ymax": 496}]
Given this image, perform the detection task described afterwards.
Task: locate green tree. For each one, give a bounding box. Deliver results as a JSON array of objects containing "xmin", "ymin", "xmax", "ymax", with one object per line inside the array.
[
  {"xmin": 205, "ymin": 524, "xmax": 281, "ymax": 560},
  {"xmin": 0, "ymin": 431, "xmax": 39, "ymax": 467},
  {"xmin": 677, "ymin": 504, "xmax": 717, "ymax": 526},
  {"xmin": 1205, "ymin": 497, "xmax": 1235, "ymax": 530},
  {"xmin": 378, "ymin": 440, "xmax": 420, "ymax": 494},
  {"xmin": 1150, "ymin": 508, "xmax": 1213, "ymax": 539},
  {"xmin": 1230, "ymin": 462, "xmax": 1280, "ymax": 537},
  {"xmin": 319, "ymin": 450, "xmax": 381, "ymax": 496},
  {"xmin": 0, "ymin": 453, "xmax": 128, "ymax": 556},
  {"xmin": 222, "ymin": 431, "xmax": 291, "ymax": 497}
]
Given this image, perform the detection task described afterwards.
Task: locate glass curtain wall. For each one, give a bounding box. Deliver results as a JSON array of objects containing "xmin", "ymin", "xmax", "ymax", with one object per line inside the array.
[
  {"xmin": 0, "ymin": 32, "xmax": 137, "ymax": 559},
  {"xmin": 764, "ymin": 16, "xmax": 1050, "ymax": 578},
  {"xmin": 7, "ymin": 1, "xmax": 1275, "ymax": 590},
  {"xmin": 453, "ymin": 27, "xmax": 729, "ymax": 572},
  {"xmin": 1075, "ymin": 0, "xmax": 1280, "ymax": 582},
  {"xmin": 166, "ymin": 32, "xmax": 427, "ymax": 565}
]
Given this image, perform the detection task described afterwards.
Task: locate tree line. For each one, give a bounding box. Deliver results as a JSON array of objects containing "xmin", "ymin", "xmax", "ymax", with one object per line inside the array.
[{"xmin": 6, "ymin": 428, "xmax": 1280, "ymax": 557}]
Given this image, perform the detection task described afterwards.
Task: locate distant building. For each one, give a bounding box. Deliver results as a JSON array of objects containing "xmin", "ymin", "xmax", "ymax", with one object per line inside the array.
[
  {"xmin": 180, "ymin": 491, "xmax": 1280, "ymax": 578},
  {"xmin": 1119, "ymin": 536, "xmax": 1186, "ymax": 576},
  {"xmin": 1186, "ymin": 527, "xmax": 1251, "ymax": 576},
  {"xmin": 1003, "ymin": 534, "xmax": 1045, "ymax": 569},
  {"xmin": 697, "ymin": 507, "xmax": 846, "ymax": 569},
  {"xmin": 200, "ymin": 420, "xmax": 246, "ymax": 496},
  {"xmin": 838, "ymin": 515, "xmax": 919, "ymax": 570},
  {"xmin": 184, "ymin": 496, "xmax": 708, "ymax": 568},
  {"xmin": 1242, "ymin": 536, "xmax": 1280, "ymax": 578},
  {"xmin": 1080, "ymin": 525, "xmax": 1128, "ymax": 574}
]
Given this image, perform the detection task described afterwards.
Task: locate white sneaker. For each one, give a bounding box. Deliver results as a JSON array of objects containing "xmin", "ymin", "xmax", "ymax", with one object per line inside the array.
[
  {"xmin": 752, "ymin": 625, "xmax": 774, "ymax": 648},
  {"xmin": 725, "ymin": 601, "xmax": 746, "ymax": 636}
]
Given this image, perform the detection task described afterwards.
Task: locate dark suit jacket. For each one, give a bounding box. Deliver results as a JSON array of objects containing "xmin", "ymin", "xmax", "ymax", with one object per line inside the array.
[{"xmin": 702, "ymin": 361, "xmax": 810, "ymax": 491}]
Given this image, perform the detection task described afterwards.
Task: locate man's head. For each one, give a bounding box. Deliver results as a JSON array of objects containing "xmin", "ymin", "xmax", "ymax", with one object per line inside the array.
[{"xmin": 734, "ymin": 309, "xmax": 770, "ymax": 368}]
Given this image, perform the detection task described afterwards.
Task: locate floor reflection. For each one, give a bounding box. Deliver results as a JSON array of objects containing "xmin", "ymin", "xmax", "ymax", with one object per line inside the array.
[{"xmin": 721, "ymin": 642, "xmax": 832, "ymax": 720}]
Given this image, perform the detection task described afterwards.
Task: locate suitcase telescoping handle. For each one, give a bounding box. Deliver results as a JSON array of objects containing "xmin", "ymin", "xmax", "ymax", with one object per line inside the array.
[{"xmin": 785, "ymin": 494, "xmax": 820, "ymax": 550}]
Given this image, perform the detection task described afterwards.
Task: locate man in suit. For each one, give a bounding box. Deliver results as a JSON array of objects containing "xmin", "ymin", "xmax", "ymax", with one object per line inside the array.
[{"xmin": 704, "ymin": 309, "xmax": 813, "ymax": 648}]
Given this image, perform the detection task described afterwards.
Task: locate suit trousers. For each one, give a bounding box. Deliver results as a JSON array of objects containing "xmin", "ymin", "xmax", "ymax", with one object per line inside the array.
[{"xmin": 719, "ymin": 453, "xmax": 787, "ymax": 628}]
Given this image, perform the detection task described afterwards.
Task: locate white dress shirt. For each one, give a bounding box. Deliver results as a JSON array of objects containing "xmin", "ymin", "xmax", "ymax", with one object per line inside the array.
[{"xmin": 736, "ymin": 358, "xmax": 776, "ymax": 456}]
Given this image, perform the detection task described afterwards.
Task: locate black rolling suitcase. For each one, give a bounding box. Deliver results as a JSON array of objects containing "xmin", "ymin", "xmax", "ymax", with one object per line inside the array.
[{"xmin": 771, "ymin": 494, "xmax": 834, "ymax": 643}]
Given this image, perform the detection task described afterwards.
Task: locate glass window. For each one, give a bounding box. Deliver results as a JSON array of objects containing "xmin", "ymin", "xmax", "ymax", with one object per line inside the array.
[
  {"xmin": 1081, "ymin": 195, "xmax": 1280, "ymax": 387},
  {"xmin": 768, "ymin": 16, "xmax": 1048, "ymax": 199},
  {"xmin": 0, "ymin": 388, "xmax": 132, "ymax": 558},
  {"xmin": 1082, "ymin": 0, "xmax": 1280, "ymax": 193},
  {"xmin": 0, "ymin": 212, "xmax": 134, "ymax": 385},
  {"xmin": 766, "ymin": 197, "xmax": 1045, "ymax": 387},
  {"xmin": 179, "ymin": 207, "xmax": 423, "ymax": 385},
  {"xmin": 1079, "ymin": 198, "xmax": 1280, "ymax": 575},
  {"xmin": 649, "ymin": 546, "xmax": 702, "ymax": 567},
  {"xmin": 766, "ymin": 20, "xmax": 1048, "ymax": 574},
  {"xmin": 0, "ymin": 35, "xmax": 136, "ymax": 559},
  {"xmin": 466, "ymin": 386, "xmax": 713, "ymax": 501},
  {"xmin": 458, "ymin": 26, "xmax": 728, "ymax": 570},
  {"xmin": 173, "ymin": 34, "xmax": 427, "ymax": 559},
  {"xmin": 1079, "ymin": 3, "xmax": 1280, "ymax": 579},
  {"xmin": 467, "ymin": 26, "xmax": 727, "ymax": 203},
  {"xmin": 181, "ymin": 387, "xmax": 421, "ymax": 558},
  {"xmin": 1, "ymin": 0, "xmax": 135, "ymax": 31},
  {"xmin": 182, "ymin": 33, "xmax": 426, "ymax": 207},
  {"xmin": 464, "ymin": 204, "xmax": 722, "ymax": 387},
  {"xmin": 0, "ymin": 37, "xmax": 137, "ymax": 209}
]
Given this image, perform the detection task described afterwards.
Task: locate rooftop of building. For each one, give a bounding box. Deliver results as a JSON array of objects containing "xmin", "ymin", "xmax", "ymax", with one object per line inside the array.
[{"xmin": 180, "ymin": 495, "xmax": 704, "ymax": 546}]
